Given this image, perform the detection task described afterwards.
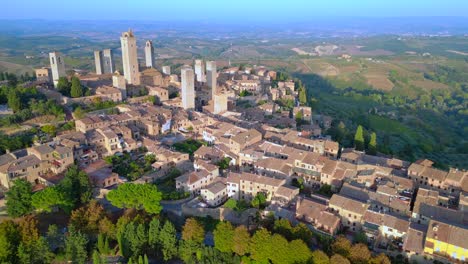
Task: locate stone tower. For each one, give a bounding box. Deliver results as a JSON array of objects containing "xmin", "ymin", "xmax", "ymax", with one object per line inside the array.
[
  {"xmin": 145, "ymin": 40, "xmax": 155, "ymax": 68},
  {"xmin": 162, "ymin": 66, "xmax": 171, "ymax": 75},
  {"xmin": 102, "ymin": 49, "xmax": 115, "ymax": 74},
  {"xmin": 49, "ymin": 51, "xmax": 66, "ymax": 87},
  {"xmin": 112, "ymin": 71, "xmax": 127, "ymax": 99},
  {"xmin": 94, "ymin": 50, "xmax": 103, "ymax": 75},
  {"xmin": 181, "ymin": 66, "xmax": 195, "ymax": 110},
  {"xmin": 206, "ymin": 61, "xmax": 217, "ymax": 99},
  {"xmin": 194, "ymin": 59, "xmax": 205, "ymax": 82},
  {"xmin": 213, "ymin": 93, "xmax": 228, "ymax": 114},
  {"xmin": 120, "ymin": 29, "xmax": 140, "ymax": 85}
]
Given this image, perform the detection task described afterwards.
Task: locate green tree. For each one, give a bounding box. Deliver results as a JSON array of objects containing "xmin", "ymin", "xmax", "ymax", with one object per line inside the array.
[
  {"xmin": 369, "ymin": 253, "xmax": 391, "ymax": 264},
  {"xmin": 69, "ymin": 200, "xmax": 109, "ymax": 237},
  {"xmin": 182, "ymin": 218, "xmax": 205, "ymax": 244},
  {"xmin": 224, "ymin": 198, "xmax": 237, "ymax": 210},
  {"xmin": 96, "ymin": 234, "xmax": 110, "ymax": 255},
  {"xmin": 311, "ymin": 250, "xmax": 330, "ymax": 264},
  {"xmin": 32, "ymin": 186, "xmax": 72, "ymax": 213},
  {"xmin": 73, "ymin": 106, "xmax": 85, "ymax": 119},
  {"xmin": 92, "ymin": 250, "xmax": 103, "ymax": 264},
  {"xmin": 353, "ymin": 231, "xmax": 368, "ymax": 244},
  {"xmin": 41, "ymin": 125, "xmax": 57, "ymax": 137},
  {"xmin": 292, "ymin": 223, "xmax": 313, "ymax": 245},
  {"xmin": 213, "ymin": 221, "xmax": 234, "ymax": 253},
  {"xmin": 178, "ymin": 240, "xmax": 201, "ymax": 263},
  {"xmin": 270, "ymin": 234, "xmax": 289, "ymax": 264},
  {"xmin": 17, "ymin": 237, "xmax": 54, "ymax": 264},
  {"xmin": 70, "ymin": 77, "xmax": 83, "ymax": 98},
  {"xmin": 121, "ymin": 222, "xmax": 148, "ymax": 259},
  {"xmin": 7, "ymin": 90, "xmax": 21, "ymax": 113},
  {"xmin": 107, "ymin": 183, "xmax": 163, "ymax": 214},
  {"xmin": 251, "ymin": 192, "xmax": 267, "ymax": 209},
  {"xmin": 148, "ymin": 218, "xmax": 160, "ymax": 252},
  {"xmin": 249, "ymin": 228, "xmax": 272, "ymax": 263},
  {"xmin": 273, "ymin": 219, "xmax": 293, "ymax": 240},
  {"xmin": 299, "ymin": 87, "xmax": 307, "ymax": 105},
  {"xmin": 232, "ymin": 225, "xmax": 250, "ymax": 256},
  {"xmin": 60, "ymin": 165, "xmax": 92, "ymax": 206},
  {"xmin": 46, "ymin": 225, "xmax": 64, "ymax": 252},
  {"xmin": 6, "ymin": 179, "xmax": 33, "ymax": 217},
  {"xmin": 65, "ymin": 231, "xmax": 88, "ymax": 264},
  {"xmin": 368, "ymin": 132, "xmax": 377, "ymax": 155},
  {"xmin": 57, "ymin": 77, "xmax": 71, "ymax": 96},
  {"xmin": 330, "ymin": 254, "xmax": 350, "ymax": 264},
  {"xmin": 354, "ymin": 125, "xmax": 365, "ymax": 151},
  {"xmin": 289, "ymin": 239, "xmax": 312, "ymax": 263},
  {"xmin": 331, "ymin": 236, "xmax": 351, "ymax": 257},
  {"xmin": 349, "ymin": 243, "xmax": 371, "ymax": 264},
  {"xmin": 0, "ymin": 221, "xmax": 20, "ymax": 263},
  {"xmin": 158, "ymin": 221, "xmax": 177, "ymax": 261}
]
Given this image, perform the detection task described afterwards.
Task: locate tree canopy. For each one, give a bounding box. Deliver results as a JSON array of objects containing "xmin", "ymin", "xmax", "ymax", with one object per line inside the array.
[
  {"xmin": 6, "ymin": 179, "xmax": 33, "ymax": 217},
  {"xmin": 213, "ymin": 221, "xmax": 234, "ymax": 253},
  {"xmin": 31, "ymin": 186, "xmax": 72, "ymax": 213},
  {"xmin": 182, "ymin": 218, "xmax": 205, "ymax": 244},
  {"xmin": 107, "ymin": 183, "xmax": 163, "ymax": 214}
]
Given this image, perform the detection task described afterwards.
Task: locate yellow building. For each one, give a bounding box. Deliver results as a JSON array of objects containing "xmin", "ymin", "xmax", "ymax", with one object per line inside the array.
[{"xmin": 424, "ymin": 220, "xmax": 468, "ymax": 262}]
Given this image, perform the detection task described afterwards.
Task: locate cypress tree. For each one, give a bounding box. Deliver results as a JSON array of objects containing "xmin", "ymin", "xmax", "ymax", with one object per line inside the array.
[
  {"xmin": 368, "ymin": 132, "xmax": 377, "ymax": 155},
  {"xmin": 354, "ymin": 125, "xmax": 365, "ymax": 151},
  {"xmin": 70, "ymin": 77, "xmax": 83, "ymax": 98},
  {"xmin": 299, "ymin": 88, "xmax": 307, "ymax": 105}
]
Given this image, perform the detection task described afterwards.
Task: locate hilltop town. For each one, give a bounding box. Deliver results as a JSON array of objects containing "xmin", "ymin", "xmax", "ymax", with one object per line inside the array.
[{"xmin": 0, "ymin": 29, "xmax": 467, "ymax": 264}]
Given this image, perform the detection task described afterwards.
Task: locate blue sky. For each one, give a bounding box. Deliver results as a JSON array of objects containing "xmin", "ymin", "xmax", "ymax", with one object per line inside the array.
[{"xmin": 4, "ymin": 0, "xmax": 468, "ymax": 20}]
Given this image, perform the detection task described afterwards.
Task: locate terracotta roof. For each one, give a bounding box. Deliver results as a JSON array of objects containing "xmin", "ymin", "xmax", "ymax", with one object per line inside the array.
[
  {"xmin": 202, "ymin": 181, "xmax": 226, "ymax": 195},
  {"xmin": 274, "ymin": 185, "xmax": 299, "ymax": 199},
  {"xmin": 382, "ymin": 215, "xmax": 410, "ymax": 233},
  {"xmin": 31, "ymin": 144, "xmax": 54, "ymax": 155},
  {"xmin": 228, "ymin": 172, "xmax": 285, "ymax": 187},
  {"xmin": 403, "ymin": 225, "xmax": 425, "ymax": 254},
  {"xmin": 364, "ymin": 210, "xmax": 384, "ymax": 225},
  {"xmin": 426, "ymin": 220, "xmax": 468, "ymax": 249},
  {"xmin": 255, "ymin": 157, "xmax": 291, "ymax": 175},
  {"xmin": 231, "ymin": 129, "xmax": 261, "ymax": 146},
  {"xmin": 329, "ymin": 194, "xmax": 369, "ymax": 216},
  {"xmin": 7, "ymin": 155, "xmax": 41, "ymax": 172}
]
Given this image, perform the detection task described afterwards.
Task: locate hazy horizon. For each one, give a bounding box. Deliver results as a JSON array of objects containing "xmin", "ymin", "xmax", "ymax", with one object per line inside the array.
[{"xmin": 4, "ymin": 0, "xmax": 468, "ymax": 21}]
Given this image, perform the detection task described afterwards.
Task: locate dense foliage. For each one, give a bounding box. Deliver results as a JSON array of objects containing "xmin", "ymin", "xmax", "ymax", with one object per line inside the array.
[
  {"xmin": 297, "ymin": 72, "xmax": 468, "ymax": 169},
  {"xmin": 173, "ymin": 139, "xmax": 205, "ymax": 156},
  {"xmin": 107, "ymin": 183, "xmax": 163, "ymax": 214},
  {"xmin": 5, "ymin": 165, "xmax": 92, "ymax": 218},
  {"xmin": 104, "ymin": 152, "xmax": 155, "ymax": 181}
]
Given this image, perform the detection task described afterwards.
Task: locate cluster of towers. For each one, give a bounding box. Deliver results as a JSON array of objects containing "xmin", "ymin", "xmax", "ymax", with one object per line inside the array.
[
  {"xmin": 93, "ymin": 29, "xmax": 156, "ymax": 86},
  {"xmin": 181, "ymin": 60, "xmax": 226, "ymax": 114},
  {"xmin": 94, "ymin": 49, "xmax": 114, "ymax": 75},
  {"xmin": 47, "ymin": 29, "xmax": 226, "ymax": 114}
]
